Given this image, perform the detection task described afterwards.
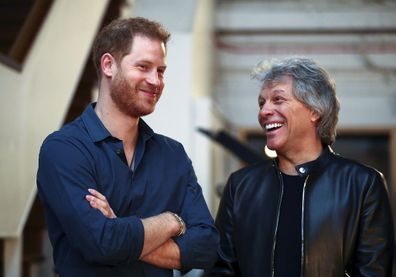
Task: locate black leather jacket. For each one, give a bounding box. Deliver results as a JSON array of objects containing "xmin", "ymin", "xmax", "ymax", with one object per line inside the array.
[{"xmin": 208, "ymin": 146, "xmax": 394, "ymax": 276}]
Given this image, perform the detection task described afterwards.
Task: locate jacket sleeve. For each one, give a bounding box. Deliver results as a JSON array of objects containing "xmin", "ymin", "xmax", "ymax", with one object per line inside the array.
[
  {"xmin": 173, "ymin": 163, "xmax": 220, "ymax": 272},
  {"xmin": 37, "ymin": 136, "xmax": 145, "ymax": 265},
  {"xmin": 354, "ymin": 171, "xmax": 394, "ymax": 276},
  {"xmin": 205, "ymin": 173, "xmax": 242, "ymax": 276}
]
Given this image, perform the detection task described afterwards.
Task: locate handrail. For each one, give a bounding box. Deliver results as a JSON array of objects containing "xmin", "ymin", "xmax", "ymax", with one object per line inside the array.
[{"xmin": 0, "ymin": 0, "xmax": 54, "ymax": 71}]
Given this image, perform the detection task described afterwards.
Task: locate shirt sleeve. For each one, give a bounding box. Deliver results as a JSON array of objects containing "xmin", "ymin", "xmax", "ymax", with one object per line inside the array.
[
  {"xmin": 353, "ymin": 171, "xmax": 394, "ymax": 276},
  {"xmin": 36, "ymin": 135, "xmax": 145, "ymax": 265},
  {"xmin": 172, "ymin": 161, "xmax": 219, "ymax": 271},
  {"xmin": 205, "ymin": 173, "xmax": 242, "ymax": 276}
]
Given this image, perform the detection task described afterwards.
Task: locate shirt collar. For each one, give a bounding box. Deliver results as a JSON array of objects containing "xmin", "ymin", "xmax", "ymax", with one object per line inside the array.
[
  {"xmin": 81, "ymin": 103, "xmax": 111, "ymax": 142},
  {"xmin": 138, "ymin": 117, "xmax": 154, "ymax": 142},
  {"xmin": 81, "ymin": 103, "xmax": 155, "ymax": 143}
]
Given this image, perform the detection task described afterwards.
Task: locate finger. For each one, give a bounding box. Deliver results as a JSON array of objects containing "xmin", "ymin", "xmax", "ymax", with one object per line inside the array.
[
  {"xmin": 86, "ymin": 195, "xmax": 104, "ymax": 209},
  {"xmin": 87, "ymin": 188, "xmax": 107, "ymax": 201},
  {"xmin": 91, "ymin": 197, "xmax": 107, "ymax": 209},
  {"xmin": 89, "ymin": 199, "xmax": 97, "ymax": 209},
  {"xmin": 86, "ymin": 196, "xmax": 98, "ymax": 208},
  {"xmin": 85, "ymin": 193, "xmax": 117, "ymax": 218},
  {"xmin": 85, "ymin": 194, "xmax": 94, "ymax": 201},
  {"xmin": 87, "ymin": 198, "xmax": 110, "ymax": 216},
  {"xmin": 98, "ymin": 206, "xmax": 109, "ymax": 217},
  {"xmin": 85, "ymin": 194, "xmax": 103, "ymax": 203},
  {"xmin": 106, "ymin": 208, "xmax": 116, "ymax": 219}
]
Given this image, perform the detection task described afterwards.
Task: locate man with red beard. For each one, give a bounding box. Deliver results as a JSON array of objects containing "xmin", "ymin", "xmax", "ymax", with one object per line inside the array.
[
  {"xmin": 37, "ymin": 17, "xmax": 218, "ymax": 277},
  {"xmin": 207, "ymin": 57, "xmax": 393, "ymax": 277}
]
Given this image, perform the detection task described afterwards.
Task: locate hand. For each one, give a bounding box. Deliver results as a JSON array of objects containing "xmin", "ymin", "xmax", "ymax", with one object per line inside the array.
[{"xmin": 85, "ymin": 188, "xmax": 117, "ymax": 219}]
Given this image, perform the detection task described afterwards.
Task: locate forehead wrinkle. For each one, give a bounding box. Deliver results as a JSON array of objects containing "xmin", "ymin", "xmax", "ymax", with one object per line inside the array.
[{"xmin": 260, "ymin": 86, "xmax": 287, "ymax": 97}]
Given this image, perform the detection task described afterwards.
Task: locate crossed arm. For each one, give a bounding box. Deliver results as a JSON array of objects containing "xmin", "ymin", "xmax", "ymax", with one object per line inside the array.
[{"xmin": 85, "ymin": 188, "xmax": 183, "ymax": 269}]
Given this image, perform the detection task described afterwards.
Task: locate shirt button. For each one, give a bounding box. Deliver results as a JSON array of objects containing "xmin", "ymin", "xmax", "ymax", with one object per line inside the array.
[
  {"xmin": 299, "ymin": 167, "xmax": 306, "ymax": 174},
  {"xmin": 116, "ymin": 149, "xmax": 122, "ymax": 155}
]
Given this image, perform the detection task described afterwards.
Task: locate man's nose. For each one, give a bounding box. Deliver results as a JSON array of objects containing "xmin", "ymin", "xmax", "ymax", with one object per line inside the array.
[
  {"xmin": 259, "ymin": 102, "xmax": 274, "ymax": 117},
  {"xmin": 146, "ymin": 70, "xmax": 160, "ymax": 86}
]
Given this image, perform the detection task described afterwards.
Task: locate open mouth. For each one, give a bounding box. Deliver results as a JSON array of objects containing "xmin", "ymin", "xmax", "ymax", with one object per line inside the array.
[{"xmin": 265, "ymin": 123, "xmax": 283, "ymax": 132}]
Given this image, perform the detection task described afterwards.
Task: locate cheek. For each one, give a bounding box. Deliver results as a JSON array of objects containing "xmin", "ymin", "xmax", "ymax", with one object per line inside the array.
[
  {"xmin": 159, "ymin": 80, "xmax": 165, "ymax": 90},
  {"xmin": 257, "ymin": 112, "xmax": 264, "ymax": 127}
]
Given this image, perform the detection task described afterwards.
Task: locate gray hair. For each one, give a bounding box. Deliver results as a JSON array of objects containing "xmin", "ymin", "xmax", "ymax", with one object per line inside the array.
[{"xmin": 252, "ymin": 57, "xmax": 340, "ymax": 145}]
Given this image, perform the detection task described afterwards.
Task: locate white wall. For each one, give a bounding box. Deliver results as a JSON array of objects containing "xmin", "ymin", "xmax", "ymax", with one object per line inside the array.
[
  {"xmin": 1, "ymin": 1, "xmax": 109, "ymax": 276},
  {"xmin": 0, "ymin": 0, "xmax": 109, "ymax": 237},
  {"xmin": 133, "ymin": 0, "xmax": 223, "ymax": 213},
  {"xmin": 214, "ymin": 2, "xmax": 396, "ymax": 129}
]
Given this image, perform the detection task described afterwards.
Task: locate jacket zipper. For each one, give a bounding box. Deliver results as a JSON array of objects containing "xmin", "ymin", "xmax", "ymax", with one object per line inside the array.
[
  {"xmin": 300, "ymin": 175, "xmax": 310, "ymax": 277},
  {"xmin": 271, "ymin": 170, "xmax": 284, "ymax": 277}
]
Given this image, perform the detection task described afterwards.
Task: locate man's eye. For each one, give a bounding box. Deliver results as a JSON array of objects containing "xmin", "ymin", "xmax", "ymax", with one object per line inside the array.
[
  {"xmin": 138, "ymin": 64, "xmax": 147, "ymax": 70},
  {"xmin": 273, "ymin": 97, "xmax": 284, "ymax": 103},
  {"xmin": 158, "ymin": 66, "xmax": 167, "ymax": 76}
]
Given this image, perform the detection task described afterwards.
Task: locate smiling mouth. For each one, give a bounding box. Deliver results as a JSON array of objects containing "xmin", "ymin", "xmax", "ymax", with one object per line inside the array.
[
  {"xmin": 140, "ymin": 89, "xmax": 159, "ymax": 97},
  {"xmin": 265, "ymin": 123, "xmax": 284, "ymax": 132}
]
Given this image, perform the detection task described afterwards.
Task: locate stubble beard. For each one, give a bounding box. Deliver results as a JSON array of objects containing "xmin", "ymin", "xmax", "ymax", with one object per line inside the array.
[{"xmin": 110, "ymin": 71, "xmax": 158, "ymax": 118}]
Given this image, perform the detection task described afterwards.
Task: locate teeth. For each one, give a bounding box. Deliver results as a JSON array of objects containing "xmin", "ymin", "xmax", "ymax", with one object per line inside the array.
[{"xmin": 265, "ymin": 123, "xmax": 283, "ymax": 130}]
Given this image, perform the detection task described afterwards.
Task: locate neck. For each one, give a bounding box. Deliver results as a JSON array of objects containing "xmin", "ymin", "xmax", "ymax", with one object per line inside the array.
[{"xmin": 95, "ymin": 95, "xmax": 139, "ymax": 146}]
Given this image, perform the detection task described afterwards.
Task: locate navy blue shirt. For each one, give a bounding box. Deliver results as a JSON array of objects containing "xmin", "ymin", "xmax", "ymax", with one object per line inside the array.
[{"xmin": 37, "ymin": 104, "xmax": 218, "ymax": 277}]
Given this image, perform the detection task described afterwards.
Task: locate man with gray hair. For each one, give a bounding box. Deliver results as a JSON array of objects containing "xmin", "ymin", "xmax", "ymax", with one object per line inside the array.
[{"xmin": 207, "ymin": 57, "xmax": 394, "ymax": 276}]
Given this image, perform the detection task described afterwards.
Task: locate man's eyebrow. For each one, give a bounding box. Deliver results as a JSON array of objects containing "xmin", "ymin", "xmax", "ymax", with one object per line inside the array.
[
  {"xmin": 272, "ymin": 89, "xmax": 286, "ymax": 94},
  {"xmin": 134, "ymin": 59, "xmax": 167, "ymax": 69}
]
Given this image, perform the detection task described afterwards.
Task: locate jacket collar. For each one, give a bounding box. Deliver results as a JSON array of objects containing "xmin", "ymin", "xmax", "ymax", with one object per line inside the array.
[
  {"xmin": 295, "ymin": 145, "xmax": 334, "ymax": 177},
  {"xmin": 273, "ymin": 145, "xmax": 335, "ymax": 177}
]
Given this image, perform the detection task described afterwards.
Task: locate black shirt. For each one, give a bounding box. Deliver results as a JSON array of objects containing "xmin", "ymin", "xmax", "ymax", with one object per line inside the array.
[{"xmin": 274, "ymin": 173, "xmax": 305, "ymax": 277}]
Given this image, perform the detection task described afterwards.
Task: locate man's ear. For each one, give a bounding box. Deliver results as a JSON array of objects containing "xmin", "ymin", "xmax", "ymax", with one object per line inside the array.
[
  {"xmin": 100, "ymin": 53, "xmax": 115, "ymax": 78},
  {"xmin": 310, "ymin": 110, "xmax": 320, "ymax": 123}
]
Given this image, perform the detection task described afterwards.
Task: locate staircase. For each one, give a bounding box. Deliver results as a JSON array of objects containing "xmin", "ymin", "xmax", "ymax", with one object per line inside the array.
[{"xmin": 0, "ymin": 1, "xmax": 112, "ymax": 276}]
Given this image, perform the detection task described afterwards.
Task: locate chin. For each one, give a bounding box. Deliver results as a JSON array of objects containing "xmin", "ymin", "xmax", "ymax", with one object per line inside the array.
[
  {"xmin": 267, "ymin": 145, "xmax": 275, "ymax": 150},
  {"xmin": 266, "ymin": 142, "xmax": 284, "ymax": 153},
  {"xmin": 265, "ymin": 140, "xmax": 277, "ymax": 150},
  {"xmin": 140, "ymin": 107, "xmax": 156, "ymax": 117}
]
